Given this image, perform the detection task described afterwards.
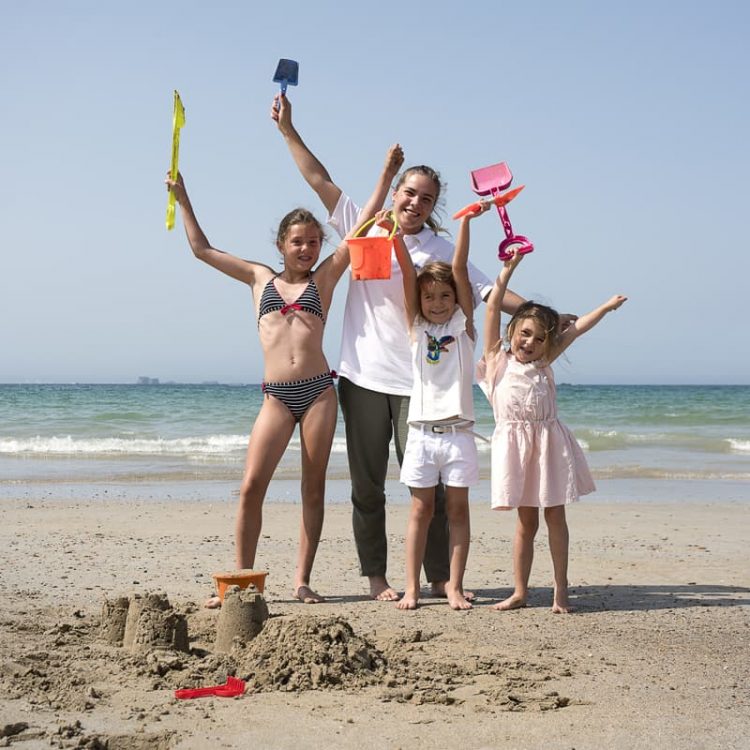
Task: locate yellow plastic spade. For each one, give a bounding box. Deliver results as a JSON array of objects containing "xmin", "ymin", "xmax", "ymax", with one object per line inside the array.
[{"xmin": 166, "ymin": 90, "xmax": 185, "ymax": 230}]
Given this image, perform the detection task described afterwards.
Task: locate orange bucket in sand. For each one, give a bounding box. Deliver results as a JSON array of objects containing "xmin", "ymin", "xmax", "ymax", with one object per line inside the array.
[
  {"xmin": 212, "ymin": 570, "xmax": 268, "ymax": 602},
  {"xmin": 348, "ymin": 216, "xmax": 398, "ymax": 280}
]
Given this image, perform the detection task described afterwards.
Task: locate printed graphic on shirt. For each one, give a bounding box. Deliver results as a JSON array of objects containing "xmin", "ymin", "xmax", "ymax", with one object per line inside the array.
[{"xmin": 425, "ymin": 332, "xmax": 455, "ymax": 364}]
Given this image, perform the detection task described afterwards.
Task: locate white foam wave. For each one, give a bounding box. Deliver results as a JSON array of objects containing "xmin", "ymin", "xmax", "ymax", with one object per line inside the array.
[
  {"xmin": 0, "ymin": 433, "xmax": 354, "ymax": 458},
  {"xmin": 588, "ymin": 429, "xmax": 664, "ymax": 444},
  {"xmin": 0, "ymin": 434, "xmax": 249, "ymax": 456},
  {"xmin": 727, "ymin": 439, "xmax": 750, "ymax": 454}
]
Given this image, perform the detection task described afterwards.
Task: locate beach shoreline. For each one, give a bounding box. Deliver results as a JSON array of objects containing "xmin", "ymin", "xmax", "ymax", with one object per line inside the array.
[
  {"xmin": 3, "ymin": 475, "xmax": 750, "ymax": 507},
  {"xmin": 1, "ymin": 496, "xmax": 748, "ymax": 748}
]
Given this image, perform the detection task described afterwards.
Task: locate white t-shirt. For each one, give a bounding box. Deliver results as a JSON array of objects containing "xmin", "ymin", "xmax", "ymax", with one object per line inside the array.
[
  {"xmin": 407, "ymin": 307, "xmax": 476, "ymax": 424},
  {"xmin": 329, "ymin": 193, "xmax": 493, "ymax": 396}
]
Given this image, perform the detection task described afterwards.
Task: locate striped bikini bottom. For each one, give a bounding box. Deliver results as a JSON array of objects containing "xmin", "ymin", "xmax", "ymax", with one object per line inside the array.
[{"xmin": 261, "ymin": 371, "xmax": 337, "ymax": 422}]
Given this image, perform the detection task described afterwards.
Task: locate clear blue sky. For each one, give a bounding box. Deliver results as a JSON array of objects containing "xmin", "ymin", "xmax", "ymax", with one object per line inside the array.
[{"xmin": 2, "ymin": 1, "xmax": 748, "ymax": 385}]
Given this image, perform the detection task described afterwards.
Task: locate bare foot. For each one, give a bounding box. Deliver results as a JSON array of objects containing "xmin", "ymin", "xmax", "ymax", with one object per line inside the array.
[
  {"xmin": 396, "ymin": 592, "xmax": 419, "ymax": 610},
  {"xmin": 369, "ymin": 576, "xmax": 400, "ymax": 602},
  {"xmin": 203, "ymin": 595, "xmax": 222, "ymax": 609},
  {"xmin": 445, "ymin": 586, "xmax": 473, "ymax": 611},
  {"xmin": 491, "ymin": 593, "xmax": 527, "ymax": 611},
  {"xmin": 431, "ymin": 580, "xmax": 475, "ymax": 602},
  {"xmin": 294, "ymin": 585, "xmax": 325, "ymax": 604},
  {"xmin": 552, "ymin": 589, "xmax": 575, "ymax": 613}
]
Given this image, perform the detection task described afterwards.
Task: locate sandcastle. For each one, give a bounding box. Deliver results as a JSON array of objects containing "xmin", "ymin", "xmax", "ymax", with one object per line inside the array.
[
  {"xmin": 100, "ymin": 592, "xmax": 189, "ymax": 653},
  {"xmin": 214, "ymin": 584, "xmax": 269, "ymax": 653}
]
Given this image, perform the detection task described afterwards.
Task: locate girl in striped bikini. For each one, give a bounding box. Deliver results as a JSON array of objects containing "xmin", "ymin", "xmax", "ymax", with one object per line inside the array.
[{"xmin": 166, "ymin": 143, "xmax": 403, "ymax": 605}]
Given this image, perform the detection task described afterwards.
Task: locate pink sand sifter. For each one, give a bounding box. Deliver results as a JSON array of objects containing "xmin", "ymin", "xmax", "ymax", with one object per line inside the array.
[{"xmin": 454, "ymin": 162, "xmax": 534, "ymax": 261}]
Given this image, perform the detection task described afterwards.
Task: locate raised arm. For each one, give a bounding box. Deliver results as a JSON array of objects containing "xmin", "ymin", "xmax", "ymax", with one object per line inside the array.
[
  {"xmin": 316, "ymin": 145, "xmax": 404, "ymax": 287},
  {"xmin": 271, "ymin": 94, "xmax": 342, "ymax": 214},
  {"xmin": 391, "ymin": 224, "xmax": 420, "ymax": 328},
  {"xmin": 166, "ymin": 173, "xmax": 264, "ymax": 286},
  {"xmin": 454, "ymin": 202, "xmax": 492, "ymax": 340},
  {"xmin": 548, "ymin": 294, "xmax": 627, "ymax": 362},
  {"xmin": 348, "ymin": 145, "xmax": 404, "ymax": 240},
  {"xmin": 483, "ymin": 251, "xmax": 524, "ymax": 359}
]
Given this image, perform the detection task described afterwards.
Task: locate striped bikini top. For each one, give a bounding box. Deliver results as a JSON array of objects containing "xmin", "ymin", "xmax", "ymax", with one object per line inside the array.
[{"xmin": 257, "ymin": 277, "xmax": 325, "ymax": 325}]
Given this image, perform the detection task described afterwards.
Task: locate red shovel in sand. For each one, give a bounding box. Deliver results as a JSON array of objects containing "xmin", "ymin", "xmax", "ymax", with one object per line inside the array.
[{"xmin": 174, "ymin": 675, "xmax": 246, "ymax": 699}]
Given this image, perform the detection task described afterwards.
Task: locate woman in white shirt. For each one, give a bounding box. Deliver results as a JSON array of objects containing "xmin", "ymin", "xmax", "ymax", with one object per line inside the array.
[{"xmin": 271, "ymin": 94, "xmax": 525, "ymax": 602}]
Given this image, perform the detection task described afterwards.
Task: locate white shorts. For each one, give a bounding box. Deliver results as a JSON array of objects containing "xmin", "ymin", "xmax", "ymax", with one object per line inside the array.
[{"xmin": 400, "ymin": 425, "xmax": 479, "ymax": 489}]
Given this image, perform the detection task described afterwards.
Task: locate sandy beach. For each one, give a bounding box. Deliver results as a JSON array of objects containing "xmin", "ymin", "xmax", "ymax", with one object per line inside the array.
[{"xmin": 0, "ymin": 496, "xmax": 748, "ymax": 749}]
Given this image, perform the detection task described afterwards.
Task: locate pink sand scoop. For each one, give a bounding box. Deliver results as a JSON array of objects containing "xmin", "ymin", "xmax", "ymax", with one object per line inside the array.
[{"xmin": 469, "ymin": 162, "xmax": 534, "ymax": 261}]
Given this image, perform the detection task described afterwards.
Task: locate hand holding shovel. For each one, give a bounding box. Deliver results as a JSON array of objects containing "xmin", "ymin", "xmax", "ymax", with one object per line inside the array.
[{"xmin": 273, "ymin": 58, "xmax": 299, "ymax": 110}]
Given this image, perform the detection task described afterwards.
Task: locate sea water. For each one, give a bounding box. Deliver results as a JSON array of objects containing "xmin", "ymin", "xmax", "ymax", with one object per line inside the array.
[{"xmin": 1, "ymin": 383, "xmax": 748, "ymax": 504}]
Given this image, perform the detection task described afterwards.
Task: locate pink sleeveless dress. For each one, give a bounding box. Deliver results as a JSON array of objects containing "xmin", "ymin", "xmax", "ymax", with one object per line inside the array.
[{"xmin": 476, "ymin": 349, "xmax": 595, "ymax": 509}]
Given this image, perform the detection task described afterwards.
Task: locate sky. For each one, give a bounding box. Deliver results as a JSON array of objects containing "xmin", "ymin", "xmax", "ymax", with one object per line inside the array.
[{"xmin": 2, "ymin": 1, "xmax": 748, "ymax": 385}]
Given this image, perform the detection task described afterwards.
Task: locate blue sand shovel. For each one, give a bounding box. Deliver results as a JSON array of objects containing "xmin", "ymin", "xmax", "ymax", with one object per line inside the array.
[{"xmin": 273, "ymin": 58, "xmax": 299, "ymax": 108}]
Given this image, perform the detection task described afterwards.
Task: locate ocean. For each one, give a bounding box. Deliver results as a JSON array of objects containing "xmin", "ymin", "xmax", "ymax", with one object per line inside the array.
[{"xmin": 1, "ymin": 383, "xmax": 748, "ymax": 504}]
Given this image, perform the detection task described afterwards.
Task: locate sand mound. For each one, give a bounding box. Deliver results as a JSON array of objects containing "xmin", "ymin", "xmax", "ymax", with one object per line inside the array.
[{"xmin": 236, "ymin": 615, "xmax": 387, "ymax": 692}]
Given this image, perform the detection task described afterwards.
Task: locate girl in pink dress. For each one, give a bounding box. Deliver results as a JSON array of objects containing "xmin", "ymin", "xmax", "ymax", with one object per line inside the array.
[{"xmin": 477, "ymin": 251, "xmax": 626, "ymax": 612}]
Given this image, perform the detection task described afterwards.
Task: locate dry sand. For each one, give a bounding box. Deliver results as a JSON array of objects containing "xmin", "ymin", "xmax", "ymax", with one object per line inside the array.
[{"xmin": 0, "ymin": 497, "xmax": 748, "ymax": 749}]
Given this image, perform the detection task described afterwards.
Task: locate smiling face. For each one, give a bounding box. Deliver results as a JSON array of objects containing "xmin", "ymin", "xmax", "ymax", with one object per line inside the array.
[
  {"xmin": 391, "ymin": 172, "xmax": 439, "ymax": 235},
  {"xmin": 416, "ymin": 261, "xmax": 457, "ymax": 325},
  {"xmin": 277, "ymin": 222, "xmax": 323, "ymax": 273},
  {"xmin": 419, "ymin": 280, "xmax": 456, "ymax": 325},
  {"xmin": 505, "ymin": 302, "xmax": 560, "ymax": 364},
  {"xmin": 509, "ymin": 316, "xmax": 548, "ymax": 363}
]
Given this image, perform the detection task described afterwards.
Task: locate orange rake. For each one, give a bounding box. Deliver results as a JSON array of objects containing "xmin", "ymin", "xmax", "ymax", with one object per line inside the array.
[{"xmin": 452, "ymin": 185, "xmax": 525, "ymax": 219}]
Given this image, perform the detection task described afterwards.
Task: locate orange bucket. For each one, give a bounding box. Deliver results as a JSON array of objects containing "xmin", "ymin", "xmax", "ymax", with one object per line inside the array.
[
  {"xmin": 212, "ymin": 569, "xmax": 268, "ymax": 602},
  {"xmin": 348, "ymin": 216, "xmax": 398, "ymax": 280}
]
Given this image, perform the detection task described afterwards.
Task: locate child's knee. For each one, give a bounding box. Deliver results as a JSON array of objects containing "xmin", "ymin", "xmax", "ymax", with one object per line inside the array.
[
  {"xmin": 544, "ymin": 506, "xmax": 567, "ymax": 526},
  {"xmin": 239, "ymin": 475, "xmax": 266, "ymax": 507},
  {"xmin": 411, "ymin": 495, "xmax": 435, "ymax": 522},
  {"xmin": 300, "ymin": 476, "xmax": 325, "ymax": 502},
  {"xmin": 300, "ymin": 485, "xmax": 325, "ymax": 509},
  {"xmin": 446, "ymin": 501, "xmax": 469, "ymax": 525},
  {"xmin": 517, "ymin": 509, "xmax": 540, "ymax": 535}
]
